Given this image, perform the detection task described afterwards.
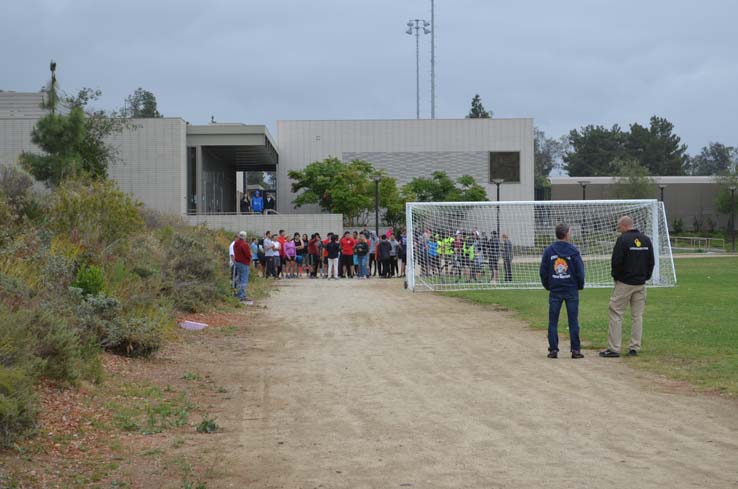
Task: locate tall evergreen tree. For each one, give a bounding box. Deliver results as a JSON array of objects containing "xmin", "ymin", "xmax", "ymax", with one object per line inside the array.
[
  {"xmin": 466, "ymin": 94, "xmax": 491, "ymax": 118},
  {"xmin": 122, "ymin": 88, "xmax": 162, "ymax": 118},
  {"xmin": 689, "ymin": 142, "xmax": 737, "ymax": 175},
  {"xmin": 626, "ymin": 116, "xmax": 688, "ymax": 175},
  {"xmin": 563, "ymin": 124, "xmax": 627, "ymax": 176}
]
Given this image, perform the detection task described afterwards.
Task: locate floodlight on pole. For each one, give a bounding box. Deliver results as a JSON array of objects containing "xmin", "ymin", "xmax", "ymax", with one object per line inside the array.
[
  {"xmin": 430, "ymin": 0, "xmax": 436, "ymax": 119},
  {"xmin": 578, "ymin": 180, "xmax": 590, "ymax": 200},
  {"xmin": 406, "ymin": 18, "xmax": 430, "ymax": 119}
]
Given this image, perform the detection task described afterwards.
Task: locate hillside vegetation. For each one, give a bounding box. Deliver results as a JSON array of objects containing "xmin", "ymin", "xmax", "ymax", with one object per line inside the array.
[{"xmin": 0, "ymin": 166, "xmax": 234, "ymax": 446}]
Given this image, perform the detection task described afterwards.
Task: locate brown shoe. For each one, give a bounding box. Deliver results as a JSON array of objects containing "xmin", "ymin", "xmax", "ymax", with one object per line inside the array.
[{"xmin": 571, "ymin": 351, "xmax": 584, "ymax": 359}]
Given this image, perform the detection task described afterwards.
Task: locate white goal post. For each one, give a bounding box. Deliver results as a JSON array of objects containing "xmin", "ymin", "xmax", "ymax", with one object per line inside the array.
[{"xmin": 405, "ymin": 199, "xmax": 676, "ymax": 292}]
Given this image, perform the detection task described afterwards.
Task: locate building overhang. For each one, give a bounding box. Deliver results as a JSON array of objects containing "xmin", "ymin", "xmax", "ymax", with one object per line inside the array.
[{"xmin": 186, "ymin": 123, "xmax": 278, "ymax": 169}]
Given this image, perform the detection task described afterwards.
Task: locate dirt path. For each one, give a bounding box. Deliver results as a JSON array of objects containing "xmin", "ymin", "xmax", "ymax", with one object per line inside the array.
[{"xmin": 204, "ymin": 278, "xmax": 738, "ymax": 489}]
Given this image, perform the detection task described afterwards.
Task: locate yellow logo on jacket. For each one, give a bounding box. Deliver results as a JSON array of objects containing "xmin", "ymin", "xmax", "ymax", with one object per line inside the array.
[{"xmin": 634, "ymin": 238, "xmax": 642, "ymax": 247}]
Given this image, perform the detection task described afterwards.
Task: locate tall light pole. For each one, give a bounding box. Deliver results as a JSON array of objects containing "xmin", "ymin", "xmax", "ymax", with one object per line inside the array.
[
  {"xmin": 658, "ymin": 184, "xmax": 667, "ymax": 202},
  {"xmin": 430, "ymin": 0, "xmax": 436, "ymax": 119},
  {"xmin": 492, "ymin": 178, "xmax": 504, "ymax": 236},
  {"xmin": 730, "ymin": 185, "xmax": 736, "ymax": 253},
  {"xmin": 406, "ymin": 19, "xmax": 430, "ymax": 119},
  {"xmin": 578, "ymin": 180, "xmax": 590, "ymax": 200},
  {"xmin": 374, "ymin": 175, "xmax": 381, "ymax": 237}
]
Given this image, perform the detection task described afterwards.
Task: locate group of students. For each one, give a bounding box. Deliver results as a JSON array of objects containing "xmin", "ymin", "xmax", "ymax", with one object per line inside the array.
[
  {"xmin": 231, "ymin": 226, "xmax": 410, "ymax": 284},
  {"xmin": 415, "ymin": 229, "xmax": 514, "ymax": 282}
]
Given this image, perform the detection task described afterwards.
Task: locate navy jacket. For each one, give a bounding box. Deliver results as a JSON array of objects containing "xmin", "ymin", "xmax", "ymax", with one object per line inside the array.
[{"xmin": 540, "ymin": 241, "xmax": 585, "ymax": 294}]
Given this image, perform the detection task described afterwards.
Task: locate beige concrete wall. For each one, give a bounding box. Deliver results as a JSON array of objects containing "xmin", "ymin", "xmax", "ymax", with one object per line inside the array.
[
  {"xmin": 0, "ymin": 119, "xmax": 37, "ymax": 166},
  {"xmin": 184, "ymin": 213, "xmax": 344, "ymax": 238},
  {"xmin": 550, "ymin": 176, "xmax": 734, "ymax": 231},
  {"xmin": 108, "ymin": 118, "xmax": 188, "ymax": 215},
  {"xmin": 277, "ymin": 119, "xmax": 535, "ymax": 214}
]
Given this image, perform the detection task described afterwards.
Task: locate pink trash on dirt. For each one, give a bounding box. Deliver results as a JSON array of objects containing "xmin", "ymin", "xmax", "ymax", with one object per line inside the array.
[{"xmin": 179, "ymin": 320, "xmax": 208, "ymax": 331}]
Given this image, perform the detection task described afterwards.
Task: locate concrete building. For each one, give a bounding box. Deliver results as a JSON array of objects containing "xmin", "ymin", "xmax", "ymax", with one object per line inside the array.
[
  {"xmin": 277, "ymin": 119, "xmax": 535, "ymax": 214},
  {"xmin": 549, "ymin": 176, "xmax": 736, "ymax": 232},
  {"xmin": 1, "ymin": 91, "xmax": 535, "ymax": 235}
]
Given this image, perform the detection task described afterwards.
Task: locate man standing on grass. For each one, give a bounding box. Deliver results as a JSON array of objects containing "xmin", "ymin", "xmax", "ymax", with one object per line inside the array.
[
  {"xmin": 540, "ymin": 223, "xmax": 585, "ymax": 359},
  {"xmin": 233, "ymin": 231, "xmax": 253, "ymax": 305},
  {"xmin": 600, "ymin": 215, "xmax": 655, "ymax": 358}
]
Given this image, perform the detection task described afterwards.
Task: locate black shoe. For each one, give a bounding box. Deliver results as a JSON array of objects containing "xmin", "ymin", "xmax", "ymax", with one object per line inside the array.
[
  {"xmin": 547, "ymin": 351, "xmax": 558, "ymax": 359},
  {"xmin": 599, "ymin": 349, "xmax": 620, "ymax": 358},
  {"xmin": 628, "ymin": 349, "xmax": 638, "ymax": 356},
  {"xmin": 571, "ymin": 351, "xmax": 584, "ymax": 359}
]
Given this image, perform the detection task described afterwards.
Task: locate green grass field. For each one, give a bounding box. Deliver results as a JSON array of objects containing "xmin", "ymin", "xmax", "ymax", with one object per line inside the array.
[{"xmin": 446, "ymin": 257, "xmax": 738, "ymax": 396}]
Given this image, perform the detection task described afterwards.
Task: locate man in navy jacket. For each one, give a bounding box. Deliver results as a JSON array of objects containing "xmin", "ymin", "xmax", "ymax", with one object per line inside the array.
[{"xmin": 540, "ymin": 223, "xmax": 585, "ymax": 359}]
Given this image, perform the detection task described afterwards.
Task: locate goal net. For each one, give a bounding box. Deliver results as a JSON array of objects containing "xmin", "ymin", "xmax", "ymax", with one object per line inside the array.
[{"xmin": 405, "ymin": 199, "xmax": 676, "ymax": 292}]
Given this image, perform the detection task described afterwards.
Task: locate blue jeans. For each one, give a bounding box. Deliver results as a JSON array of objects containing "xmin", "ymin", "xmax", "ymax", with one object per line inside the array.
[
  {"xmin": 358, "ymin": 255, "xmax": 369, "ymax": 277},
  {"xmin": 236, "ymin": 262, "xmax": 250, "ymax": 301},
  {"xmin": 548, "ymin": 293, "xmax": 581, "ymax": 352}
]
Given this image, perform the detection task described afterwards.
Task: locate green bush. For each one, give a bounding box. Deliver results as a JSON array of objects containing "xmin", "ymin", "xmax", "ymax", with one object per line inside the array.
[
  {"xmin": 0, "ymin": 308, "xmax": 42, "ymax": 446},
  {"xmin": 48, "ymin": 180, "xmax": 144, "ymax": 251},
  {"xmin": 0, "ymin": 366, "xmax": 37, "ymax": 447},
  {"xmin": 110, "ymin": 316, "xmax": 164, "ymax": 357},
  {"xmin": 164, "ymin": 233, "xmax": 224, "ymax": 312},
  {"xmin": 72, "ymin": 264, "xmax": 105, "ymax": 296},
  {"xmin": 672, "ymin": 218, "xmax": 685, "ymax": 234}
]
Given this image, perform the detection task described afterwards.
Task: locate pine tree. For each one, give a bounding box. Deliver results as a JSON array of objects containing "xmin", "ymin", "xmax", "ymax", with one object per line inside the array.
[{"xmin": 466, "ymin": 94, "xmax": 491, "ymax": 119}]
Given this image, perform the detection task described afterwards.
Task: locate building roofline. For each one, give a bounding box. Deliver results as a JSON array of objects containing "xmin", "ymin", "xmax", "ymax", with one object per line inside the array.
[
  {"xmin": 549, "ymin": 176, "xmax": 721, "ymax": 184},
  {"xmin": 277, "ymin": 117, "xmax": 533, "ymax": 123}
]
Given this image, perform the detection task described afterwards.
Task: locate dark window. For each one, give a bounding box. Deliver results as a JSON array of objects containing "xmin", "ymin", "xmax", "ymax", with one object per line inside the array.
[
  {"xmin": 489, "ymin": 152, "xmax": 520, "ymax": 183},
  {"xmin": 187, "ymin": 147, "xmax": 197, "ymax": 213}
]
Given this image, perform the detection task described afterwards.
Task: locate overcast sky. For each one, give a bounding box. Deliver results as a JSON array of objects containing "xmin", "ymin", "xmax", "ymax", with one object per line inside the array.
[{"xmin": 2, "ymin": 0, "xmax": 737, "ymax": 153}]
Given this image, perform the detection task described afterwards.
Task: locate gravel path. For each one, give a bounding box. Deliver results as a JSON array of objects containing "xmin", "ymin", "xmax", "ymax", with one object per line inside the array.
[{"xmin": 220, "ymin": 278, "xmax": 738, "ymax": 488}]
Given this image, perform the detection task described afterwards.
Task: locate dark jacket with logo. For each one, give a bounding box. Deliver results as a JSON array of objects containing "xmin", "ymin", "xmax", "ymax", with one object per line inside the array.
[
  {"xmin": 540, "ymin": 241, "xmax": 585, "ymax": 295},
  {"xmin": 611, "ymin": 229, "xmax": 655, "ymax": 285}
]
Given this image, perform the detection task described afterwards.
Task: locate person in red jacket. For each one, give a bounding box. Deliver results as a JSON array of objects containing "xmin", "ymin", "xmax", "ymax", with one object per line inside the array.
[
  {"xmin": 339, "ymin": 231, "xmax": 356, "ymax": 278},
  {"xmin": 233, "ymin": 231, "xmax": 253, "ymax": 305},
  {"xmin": 308, "ymin": 233, "xmax": 321, "ymax": 278}
]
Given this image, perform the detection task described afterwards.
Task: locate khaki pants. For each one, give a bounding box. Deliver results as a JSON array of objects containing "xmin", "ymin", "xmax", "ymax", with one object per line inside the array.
[{"xmin": 607, "ymin": 281, "xmax": 646, "ymax": 352}]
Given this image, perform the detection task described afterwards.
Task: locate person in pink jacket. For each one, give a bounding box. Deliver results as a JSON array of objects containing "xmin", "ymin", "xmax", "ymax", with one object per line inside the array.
[{"xmin": 284, "ymin": 236, "xmax": 298, "ymax": 278}]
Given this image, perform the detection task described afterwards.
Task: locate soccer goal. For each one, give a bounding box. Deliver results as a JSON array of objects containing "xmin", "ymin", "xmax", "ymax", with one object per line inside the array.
[{"xmin": 405, "ymin": 199, "xmax": 676, "ymax": 292}]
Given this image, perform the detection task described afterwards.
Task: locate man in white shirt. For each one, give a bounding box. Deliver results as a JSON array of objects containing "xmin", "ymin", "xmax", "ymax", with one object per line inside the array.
[{"xmin": 263, "ymin": 231, "xmax": 277, "ymax": 278}]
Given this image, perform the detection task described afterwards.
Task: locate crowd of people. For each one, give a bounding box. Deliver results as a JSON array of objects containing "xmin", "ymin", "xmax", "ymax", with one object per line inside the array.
[
  {"xmin": 228, "ymin": 225, "xmax": 410, "ymax": 302},
  {"xmin": 413, "ymin": 229, "xmax": 514, "ymax": 282}
]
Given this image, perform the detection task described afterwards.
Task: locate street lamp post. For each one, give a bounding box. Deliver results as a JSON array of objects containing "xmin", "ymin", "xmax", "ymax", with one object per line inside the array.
[
  {"xmin": 492, "ymin": 178, "xmax": 504, "ymax": 236},
  {"xmin": 374, "ymin": 176, "xmax": 381, "ymax": 237},
  {"xmin": 659, "ymin": 184, "xmax": 667, "ymax": 202},
  {"xmin": 578, "ymin": 180, "xmax": 590, "ymax": 200},
  {"xmin": 730, "ymin": 185, "xmax": 736, "ymax": 253},
  {"xmin": 406, "ymin": 19, "xmax": 431, "ymax": 119}
]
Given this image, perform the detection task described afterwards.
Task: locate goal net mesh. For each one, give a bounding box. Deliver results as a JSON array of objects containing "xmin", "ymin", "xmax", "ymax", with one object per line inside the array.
[{"xmin": 405, "ymin": 200, "xmax": 676, "ymax": 291}]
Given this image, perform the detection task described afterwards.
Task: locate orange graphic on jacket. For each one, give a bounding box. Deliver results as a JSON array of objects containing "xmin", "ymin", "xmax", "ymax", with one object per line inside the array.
[{"xmin": 554, "ymin": 258, "xmax": 568, "ymax": 275}]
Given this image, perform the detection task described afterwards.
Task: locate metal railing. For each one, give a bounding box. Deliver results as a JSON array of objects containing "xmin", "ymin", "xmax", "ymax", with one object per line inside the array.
[
  {"xmin": 670, "ymin": 236, "xmax": 726, "ymax": 253},
  {"xmin": 186, "ymin": 210, "xmax": 280, "ymax": 216}
]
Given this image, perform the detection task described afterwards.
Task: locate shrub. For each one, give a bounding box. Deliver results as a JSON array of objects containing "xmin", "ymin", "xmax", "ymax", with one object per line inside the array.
[
  {"xmin": 0, "ymin": 307, "xmax": 42, "ymax": 446},
  {"xmin": 72, "ymin": 264, "xmax": 105, "ymax": 296},
  {"xmin": 164, "ymin": 233, "xmax": 224, "ymax": 312},
  {"xmin": 109, "ymin": 316, "xmax": 163, "ymax": 357},
  {"xmin": 0, "ymin": 366, "xmax": 37, "ymax": 447},
  {"xmin": 672, "ymin": 218, "xmax": 684, "ymax": 234},
  {"xmin": 31, "ymin": 310, "xmax": 85, "ymax": 384},
  {"xmin": 48, "ymin": 180, "xmax": 144, "ymax": 251}
]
